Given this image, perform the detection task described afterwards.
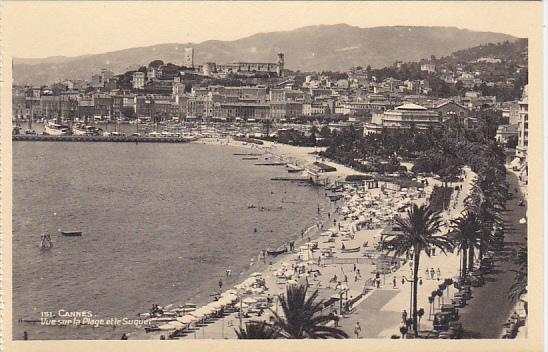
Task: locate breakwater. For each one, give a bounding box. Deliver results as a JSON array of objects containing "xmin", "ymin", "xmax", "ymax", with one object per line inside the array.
[{"xmin": 12, "ymin": 135, "xmax": 196, "ymax": 143}]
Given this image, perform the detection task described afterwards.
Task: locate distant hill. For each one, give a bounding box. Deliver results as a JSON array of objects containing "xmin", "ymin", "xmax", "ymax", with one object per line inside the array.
[{"xmin": 13, "ymin": 24, "xmax": 517, "ymax": 85}]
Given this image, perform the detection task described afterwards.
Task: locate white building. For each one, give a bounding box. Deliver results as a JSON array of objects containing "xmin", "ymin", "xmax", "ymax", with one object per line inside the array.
[
  {"xmin": 516, "ymin": 85, "xmax": 528, "ymax": 161},
  {"xmin": 364, "ymin": 103, "xmax": 441, "ymax": 134},
  {"xmin": 132, "ymin": 72, "xmax": 145, "ymax": 90}
]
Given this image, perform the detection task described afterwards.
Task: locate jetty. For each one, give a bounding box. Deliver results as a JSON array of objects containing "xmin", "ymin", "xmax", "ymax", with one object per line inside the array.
[
  {"xmin": 271, "ymin": 176, "xmax": 312, "ymax": 183},
  {"xmin": 12, "ymin": 135, "xmax": 196, "ymax": 143},
  {"xmin": 255, "ymin": 162, "xmax": 286, "ymax": 166}
]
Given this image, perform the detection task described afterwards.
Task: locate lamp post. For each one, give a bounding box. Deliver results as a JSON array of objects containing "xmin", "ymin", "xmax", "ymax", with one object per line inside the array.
[{"xmin": 401, "ymin": 275, "xmax": 422, "ymax": 331}]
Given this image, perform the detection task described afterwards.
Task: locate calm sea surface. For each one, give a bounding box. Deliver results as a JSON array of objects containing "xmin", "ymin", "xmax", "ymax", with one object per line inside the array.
[{"xmin": 13, "ymin": 141, "xmax": 328, "ymax": 340}]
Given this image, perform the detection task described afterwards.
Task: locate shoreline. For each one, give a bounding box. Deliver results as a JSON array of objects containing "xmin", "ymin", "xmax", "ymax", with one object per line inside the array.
[{"xmin": 126, "ymin": 138, "xmax": 341, "ymax": 340}]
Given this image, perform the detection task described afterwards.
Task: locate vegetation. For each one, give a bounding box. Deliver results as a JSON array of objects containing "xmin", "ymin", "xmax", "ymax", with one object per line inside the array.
[
  {"xmin": 270, "ymin": 284, "xmax": 348, "ymax": 339},
  {"xmin": 449, "ymin": 211, "xmax": 482, "ymax": 278},
  {"xmin": 509, "ymin": 246, "xmax": 528, "ymax": 302},
  {"xmin": 235, "ymin": 321, "xmax": 280, "ymax": 339}
]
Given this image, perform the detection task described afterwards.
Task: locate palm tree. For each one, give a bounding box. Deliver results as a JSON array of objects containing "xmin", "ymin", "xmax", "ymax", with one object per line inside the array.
[
  {"xmin": 508, "ymin": 246, "xmax": 528, "ymax": 302},
  {"xmin": 271, "ymin": 283, "xmax": 348, "ymax": 339},
  {"xmin": 235, "ymin": 321, "xmax": 279, "ymax": 339},
  {"xmin": 384, "ymin": 204, "xmax": 451, "ymax": 337},
  {"xmin": 449, "ymin": 211, "xmax": 482, "ymax": 277}
]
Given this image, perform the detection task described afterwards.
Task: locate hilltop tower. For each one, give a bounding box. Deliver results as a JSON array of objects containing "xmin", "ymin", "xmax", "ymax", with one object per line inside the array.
[
  {"xmin": 276, "ymin": 53, "xmax": 285, "ymax": 77},
  {"xmin": 184, "ymin": 48, "xmax": 194, "ymax": 68}
]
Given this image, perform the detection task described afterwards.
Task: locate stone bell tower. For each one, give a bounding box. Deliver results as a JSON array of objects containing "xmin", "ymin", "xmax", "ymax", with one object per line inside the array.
[{"xmin": 276, "ymin": 53, "xmax": 285, "ymax": 77}]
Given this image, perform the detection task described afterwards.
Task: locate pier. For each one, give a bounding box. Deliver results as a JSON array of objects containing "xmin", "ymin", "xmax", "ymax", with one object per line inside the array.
[
  {"xmin": 255, "ymin": 162, "xmax": 287, "ymax": 166},
  {"xmin": 12, "ymin": 135, "xmax": 196, "ymax": 143},
  {"xmin": 271, "ymin": 176, "xmax": 312, "ymax": 183}
]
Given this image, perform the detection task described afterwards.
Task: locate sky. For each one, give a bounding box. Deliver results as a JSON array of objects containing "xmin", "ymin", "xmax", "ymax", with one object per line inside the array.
[{"xmin": 2, "ymin": 1, "xmax": 537, "ymax": 58}]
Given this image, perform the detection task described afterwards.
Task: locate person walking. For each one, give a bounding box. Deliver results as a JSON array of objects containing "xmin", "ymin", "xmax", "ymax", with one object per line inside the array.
[
  {"xmin": 393, "ymin": 276, "xmax": 397, "ymax": 289},
  {"xmin": 436, "ymin": 268, "xmax": 441, "ymax": 279},
  {"xmin": 402, "ymin": 310, "xmax": 408, "ymax": 324},
  {"xmin": 430, "ymin": 268, "xmax": 435, "ymax": 280},
  {"xmin": 354, "ymin": 322, "xmax": 362, "ymax": 338}
]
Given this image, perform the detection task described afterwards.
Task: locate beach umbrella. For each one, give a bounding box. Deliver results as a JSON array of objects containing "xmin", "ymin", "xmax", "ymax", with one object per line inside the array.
[
  {"xmin": 168, "ymin": 321, "xmax": 185, "ymax": 328},
  {"xmin": 177, "ymin": 315, "xmax": 197, "ymax": 324},
  {"xmin": 243, "ymin": 297, "xmax": 257, "ymax": 304},
  {"xmin": 190, "ymin": 310, "xmax": 205, "ymax": 319},
  {"xmin": 159, "ymin": 323, "xmax": 176, "ymax": 331},
  {"xmin": 208, "ymin": 301, "xmax": 224, "ymax": 310},
  {"xmin": 218, "ymin": 296, "xmax": 235, "ymax": 305},
  {"xmin": 200, "ymin": 307, "xmax": 215, "ymax": 316}
]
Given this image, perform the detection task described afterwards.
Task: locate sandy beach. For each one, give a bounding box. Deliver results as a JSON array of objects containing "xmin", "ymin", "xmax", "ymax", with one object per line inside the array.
[{"xmin": 127, "ymin": 136, "xmax": 470, "ymax": 340}]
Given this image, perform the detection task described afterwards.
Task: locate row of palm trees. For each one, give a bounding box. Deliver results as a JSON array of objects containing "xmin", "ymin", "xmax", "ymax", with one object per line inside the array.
[
  {"xmin": 236, "ymin": 134, "xmax": 513, "ymax": 339},
  {"xmin": 384, "ymin": 140, "xmax": 510, "ymax": 337},
  {"xmin": 237, "ymin": 167, "xmax": 509, "ymax": 339}
]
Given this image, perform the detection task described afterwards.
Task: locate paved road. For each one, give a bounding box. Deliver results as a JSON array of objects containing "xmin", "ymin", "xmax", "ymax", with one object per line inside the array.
[
  {"xmin": 338, "ymin": 289, "xmax": 401, "ymax": 338},
  {"xmin": 458, "ymin": 171, "xmax": 527, "ymax": 338}
]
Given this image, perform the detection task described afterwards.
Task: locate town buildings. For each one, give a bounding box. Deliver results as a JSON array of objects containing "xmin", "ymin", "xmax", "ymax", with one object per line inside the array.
[
  {"xmin": 516, "ymin": 85, "xmax": 528, "ymax": 161},
  {"xmin": 12, "ymin": 45, "xmax": 526, "ymax": 140}
]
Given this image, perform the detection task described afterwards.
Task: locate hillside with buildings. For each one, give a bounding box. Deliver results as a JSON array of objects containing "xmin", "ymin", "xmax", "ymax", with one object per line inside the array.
[{"xmin": 13, "ymin": 24, "xmax": 516, "ymax": 85}]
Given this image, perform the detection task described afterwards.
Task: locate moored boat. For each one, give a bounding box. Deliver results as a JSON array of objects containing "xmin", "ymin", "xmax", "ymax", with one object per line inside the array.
[
  {"xmin": 266, "ymin": 247, "xmax": 288, "ymax": 256},
  {"xmin": 341, "ymin": 246, "xmax": 361, "ymax": 253},
  {"xmin": 72, "ymin": 124, "xmax": 101, "ymax": 136},
  {"xmin": 61, "ymin": 230, "xmax": 82, "ymax": 237},
  {"xmin": 44, "ymin": 121, "xmax": 70, "ymax": 136}
]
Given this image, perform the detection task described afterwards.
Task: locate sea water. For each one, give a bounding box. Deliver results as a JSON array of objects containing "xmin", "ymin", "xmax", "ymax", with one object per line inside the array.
[{"xmin": 13, "ymin": 142, "xmax": 329, "ymax": 339}]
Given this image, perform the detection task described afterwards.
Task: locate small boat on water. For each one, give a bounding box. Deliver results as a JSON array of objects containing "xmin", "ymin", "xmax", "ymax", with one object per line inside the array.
[
  {"xmin": 266, "ymin": 247, "xmax": 288, "ymax": 256},
  {"xmin": 61, "ymin": 230, "xmax": 82, "ymax": 237},
  {"xmin": 39, "ymin": 234, "xmax": 53, "ymax": 250},
  {"xmin": 341, "ymin": 246, "xmax": 361, "ymax": 253}
]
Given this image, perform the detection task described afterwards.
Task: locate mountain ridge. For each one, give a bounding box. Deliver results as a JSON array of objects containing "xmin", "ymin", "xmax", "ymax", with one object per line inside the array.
[{"xmin": 13, "ymin": 24, "xmax": 518, "ymax": 85}]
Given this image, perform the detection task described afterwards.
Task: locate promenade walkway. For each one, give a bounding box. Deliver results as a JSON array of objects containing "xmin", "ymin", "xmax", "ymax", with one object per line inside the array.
[
  {"xmin": 456, "ymin": 171, "xmax": 527, "ymax": 338},
  {"xmin": 337, "ymin": 167, "xmax": 474, "ymax": 338}
]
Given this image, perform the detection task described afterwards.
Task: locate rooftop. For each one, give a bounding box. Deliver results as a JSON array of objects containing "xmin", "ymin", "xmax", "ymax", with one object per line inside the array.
[{"xmin": 395, "ymin": 103, "xmax": 427, "ymax": 111}]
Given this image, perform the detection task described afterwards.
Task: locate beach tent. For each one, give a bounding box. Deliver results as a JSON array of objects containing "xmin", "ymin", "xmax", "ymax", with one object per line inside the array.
[{"xmin": 242, "ymin": 297, "xmax": 257, "ymax": 304}]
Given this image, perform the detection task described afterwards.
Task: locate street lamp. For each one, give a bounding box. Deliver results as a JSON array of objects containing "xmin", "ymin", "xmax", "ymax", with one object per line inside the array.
[{"xmin": 400, "ymin": 275, "xmax": 422, "ymax": 331}]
